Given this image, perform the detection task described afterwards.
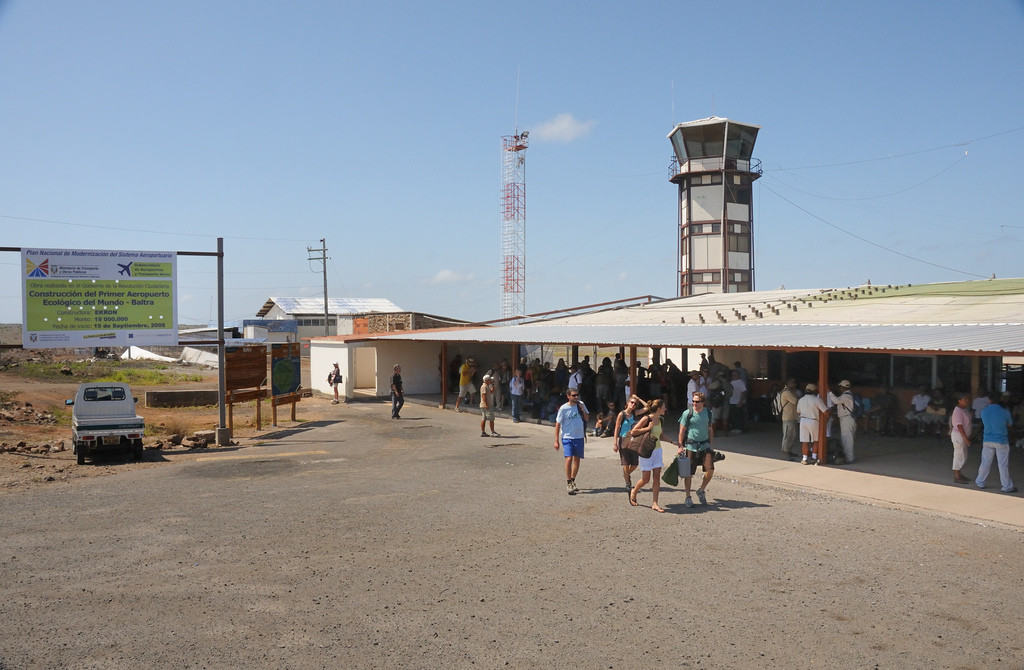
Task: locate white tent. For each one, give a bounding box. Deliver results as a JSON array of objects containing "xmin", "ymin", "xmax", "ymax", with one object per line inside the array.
[{"xmin": 120, "ymin": 346, "xmax": 177, "ymax": 363}]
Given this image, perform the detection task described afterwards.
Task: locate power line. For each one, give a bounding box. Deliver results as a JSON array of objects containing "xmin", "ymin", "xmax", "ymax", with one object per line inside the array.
[
  {"xmin": 765, "ymin": 151, "xmax": 968, "ymax": 201},
  {"xmin": 0, "ymin": 214, "xmax": 314, "ymax": 243},
  {"xmin": 759, "ymin": 182, "xmax": 987, "ymax": 279},
  {"xmin": 764, "ymin": 125, "xmax": 1024, "ymax": 172}
]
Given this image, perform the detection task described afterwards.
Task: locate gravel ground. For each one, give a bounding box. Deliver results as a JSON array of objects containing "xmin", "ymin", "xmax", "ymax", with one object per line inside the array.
[{"xmin": 1, "ymin": 399, "xmax": 1022, "ymax": 669}]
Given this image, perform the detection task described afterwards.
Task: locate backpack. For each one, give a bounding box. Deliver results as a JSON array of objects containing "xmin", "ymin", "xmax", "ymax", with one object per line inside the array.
[
  {"xmin": 681, "ymin": 407, "xmax": 713, "ymax": 443},
  {"xmin": 850, "ymin": 393, "xmax": 864, "ymax": 420},
  {"xmin": 708, "ymin": 385, "xmax": 727, "ymax": 408}
]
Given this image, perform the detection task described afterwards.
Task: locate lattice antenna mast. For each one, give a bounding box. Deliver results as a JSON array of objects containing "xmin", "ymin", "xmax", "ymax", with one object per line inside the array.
[{"xmin": 501, "ymin": 131, "xmax": 528, "ymax": 321}]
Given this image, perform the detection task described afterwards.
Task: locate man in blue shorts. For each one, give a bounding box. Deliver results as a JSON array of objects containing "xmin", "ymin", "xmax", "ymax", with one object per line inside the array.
[{"xmin": 554, "ymin": 388, "xmax": 590, "ymax": 495}]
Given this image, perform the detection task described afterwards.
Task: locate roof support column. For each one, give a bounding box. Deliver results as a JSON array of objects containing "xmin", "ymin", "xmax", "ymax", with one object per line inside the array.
[
  {"xmin": 817, "ymin": 349, "xmax": 829, "ymax": 463},
  {"xmin": 439, "ymin": 342, "xmax": 448, "ymax": 409},
  {"xmin": 970, "ymin": 356, "xmax": 980, "ymax": 396},
  {"xmin": 629, "ymin": 346, "xmax": 637, "ymax": 400}
]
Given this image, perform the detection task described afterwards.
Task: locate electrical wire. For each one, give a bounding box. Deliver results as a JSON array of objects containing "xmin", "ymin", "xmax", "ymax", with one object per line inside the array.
[
  {"xmin": 0, "ymin": 213, "xmax": 315, "ymax": 243},
  {"xmin": 759, "ymin": 181, "xmax": 988, "ymax": 279},
  {"xmin": 765, "ymin": 151, "xmax": 968, "ymax": 201},
  {"xmin": 764, "ymin": 124, "xmax": 1024, "ymax": 171}
]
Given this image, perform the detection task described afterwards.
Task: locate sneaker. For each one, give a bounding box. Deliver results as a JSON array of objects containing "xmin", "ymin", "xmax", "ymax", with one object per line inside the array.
[
  {"xmin": 696, "ymin": 489, "xmax": 707, "ymax": 505},
  {"xmin": 801, "ymin": 458, "xmax": 810, "ymax": 465},
  {"xmin": 456, "ymin": 408, "xmax": 465, "ymax": 413},
  {"xmin": 1003, "ymin": 487, "xmax": 1019, "ymax": 494},
  {"xmin": 480, "ymin": 432, "xmax": 487, "ymax": 437},
  {"xmin": 490, "ymin": 431, "xmax": 500, "ymax": 437},
  {"xmin": 567, "ymin": 481, "xmax": 577, "ymax": 495},
  {"xmin": 570, "ymin": 479, "xmax": 578, "ymax": 493},
  {"xmin": 684, "ymin": 496, "xmax": 694, "ymax": 508}
]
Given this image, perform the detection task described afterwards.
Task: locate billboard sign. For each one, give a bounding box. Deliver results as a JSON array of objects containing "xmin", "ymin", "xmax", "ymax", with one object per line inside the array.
[{"xmin": 22, "ymin": 248, "xmax": 177, "ymax": 348}]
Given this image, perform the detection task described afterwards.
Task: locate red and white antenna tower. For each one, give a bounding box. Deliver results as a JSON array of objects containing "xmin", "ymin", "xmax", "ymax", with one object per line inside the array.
[{"xmin": 501, "ymin": 129, "xmax": 528, "ymax": 321}]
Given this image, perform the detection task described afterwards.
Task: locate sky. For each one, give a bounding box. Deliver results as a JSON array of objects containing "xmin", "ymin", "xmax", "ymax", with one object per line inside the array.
[{"xmin": 1, "ymin": 0, "xmax": 1023, "ymax": 327}]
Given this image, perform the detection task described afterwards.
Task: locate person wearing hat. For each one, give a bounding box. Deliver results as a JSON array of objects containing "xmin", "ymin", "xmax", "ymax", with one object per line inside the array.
[
  {"xmin": 328, "ymin": 362, "xmax": 342, "ymax": 404},
  {"xmin": 778, "ymin": 378, "xmax": 801, "ymax": 460},
  {"xmin": 797, "ymin": 383, "xmax": 828, "ymax": 464},
  {"xmin": 828, "ymin": 380, "xmax": 857, "ymax": 464},
  {"xmin": 389, "ymin": 364, "xmax": 404, "ymax": 419},
  {"xmin": 479, "ymin": 373, "xmax": 499, "ymax": 438},
  {"xmin": 686, "ymin": 370, "xmax": 706, "ymax": 409},
  {"xmin": 976, "ymin": 392, "xmax": 1017, "ymax": 493}
]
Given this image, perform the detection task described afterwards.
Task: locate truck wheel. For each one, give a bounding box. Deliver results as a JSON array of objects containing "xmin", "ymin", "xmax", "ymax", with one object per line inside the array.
[
  {"xmin": 76, "ymin": 444, "xmax": 86, "ymax": 465},
  {"xmin": 133, "ymin": 440, "xmax": 144, "ymax": 461}
]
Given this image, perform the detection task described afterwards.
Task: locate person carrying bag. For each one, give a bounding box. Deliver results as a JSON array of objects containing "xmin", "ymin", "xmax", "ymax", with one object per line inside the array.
[
  {"xmin": 628, "ymin": 399, "xmax": 670, "ymax": 513},
  {"xmin": 677, "ymin": 391, "xmax": 716, "ymax": 508}
]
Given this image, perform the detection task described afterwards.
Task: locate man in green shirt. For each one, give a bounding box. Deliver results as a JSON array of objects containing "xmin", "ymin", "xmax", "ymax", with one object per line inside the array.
[{"xmin": 677, "ymin": 391, "xmax": 716, "ymax": 508}]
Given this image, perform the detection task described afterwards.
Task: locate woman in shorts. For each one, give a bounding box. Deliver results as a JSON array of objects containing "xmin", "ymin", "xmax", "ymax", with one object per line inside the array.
[
  {"xmin": 613, "ymin": 395, "xmax": 648, "ymax": 493},
  {"xmin": 629, "ymin": 399, "xmax": 669, "ymax": 513}
]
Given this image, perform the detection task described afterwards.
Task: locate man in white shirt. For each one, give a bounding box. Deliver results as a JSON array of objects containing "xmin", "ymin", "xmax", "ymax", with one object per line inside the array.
[
  {"xmin": 797, "ymin": 383, "xmax": 828, "ymax": 465},
  {"xmin": 827, "ymin": 380, "xmax": 857, "ymax": 464},
  {"xmin": 905, "ymin": 386, "xmax": 931, "ymax": 436},
  {"xmin": 686, "ymin": 370, "xmax": 706, "ymax": 408},
  {"xmin": 728, "ymin": 369, "xmax": 747, "ymax": 434}
]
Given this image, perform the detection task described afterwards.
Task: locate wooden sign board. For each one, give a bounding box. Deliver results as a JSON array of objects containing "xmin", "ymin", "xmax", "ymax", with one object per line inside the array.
[{"xmin": 226, "ymin": 345, "xmax": 267, "ymax": 391}]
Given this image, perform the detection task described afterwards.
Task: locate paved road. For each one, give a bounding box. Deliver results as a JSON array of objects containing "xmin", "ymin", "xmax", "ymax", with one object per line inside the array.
[{"xmin": 2, "ymin": 401, "xmax": 1023, "ymax": 669}]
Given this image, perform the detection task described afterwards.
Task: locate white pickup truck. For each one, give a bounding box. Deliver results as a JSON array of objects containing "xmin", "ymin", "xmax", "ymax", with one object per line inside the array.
[{"xmin": 66, "ymin": 383, "xmax": 145, "ymax": 465}]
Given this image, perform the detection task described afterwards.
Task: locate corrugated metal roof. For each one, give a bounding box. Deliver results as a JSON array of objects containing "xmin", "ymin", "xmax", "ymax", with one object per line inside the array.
[
  {"xmin": 328, "ymin": 279, "xmax": 1024, "ymax": 355},
  {"xmin": 257, "ymin": 297, "xmax": 403, "ymax": 317},
  {"xmin": 368, "ymin": 322, "xmax": 1024, "ymax": 354},
  {"xmin": 536, "ymin": 279, "xmax": 1024, "ymax": 327}
]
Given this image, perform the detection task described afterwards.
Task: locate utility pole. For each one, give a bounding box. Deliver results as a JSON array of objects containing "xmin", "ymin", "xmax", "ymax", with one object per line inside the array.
[{"xmin": 307, "ymin": 239, "xmax": 329, "ymax": 335}]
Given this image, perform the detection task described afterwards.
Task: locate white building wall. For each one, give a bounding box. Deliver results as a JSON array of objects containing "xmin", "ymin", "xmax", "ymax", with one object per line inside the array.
[{"xmin": 310, "ymin": 338, "xmax": 513, "ymax": 400}]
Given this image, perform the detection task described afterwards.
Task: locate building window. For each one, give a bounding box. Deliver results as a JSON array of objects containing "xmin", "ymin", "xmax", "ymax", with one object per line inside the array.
[{"xmin": 728, "ymin": 235, "xmax": 750, "ymax": 252}]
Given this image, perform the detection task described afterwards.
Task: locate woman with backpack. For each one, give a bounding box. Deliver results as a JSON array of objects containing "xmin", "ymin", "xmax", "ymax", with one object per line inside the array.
[
  {"xmin": 328, "ymin": 363, "xmax": 342, "ymax": 404},
  {"xmin": 612, "ymin": 395, "xmax": 648, "ymax": 494}
]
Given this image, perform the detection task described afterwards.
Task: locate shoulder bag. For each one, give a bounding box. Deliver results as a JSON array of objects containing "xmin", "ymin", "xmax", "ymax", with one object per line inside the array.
[{"xmin": 627, "ymin": 417, "xmax": 658, "ymax": 458}]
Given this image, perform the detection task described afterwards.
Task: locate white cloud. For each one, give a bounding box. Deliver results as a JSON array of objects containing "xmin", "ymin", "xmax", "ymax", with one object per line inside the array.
[
  {"xmin": 531, "ymin": 113, "xmax": 596, "ymax": 143},
  {"xmin": 430, "ymin": 269, "xmax": 474, "ymax": 284}
]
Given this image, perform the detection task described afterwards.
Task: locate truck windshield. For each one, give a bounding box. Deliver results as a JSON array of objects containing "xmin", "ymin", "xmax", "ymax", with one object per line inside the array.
[{"xmin": 83, "ymin": 387, "xmax": 127, "ymax": 402}]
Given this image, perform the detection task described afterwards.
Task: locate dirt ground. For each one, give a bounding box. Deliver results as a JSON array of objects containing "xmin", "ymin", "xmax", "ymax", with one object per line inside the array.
[
  {"xmin": 0, "ymin": 352, "xmax": 334, "ymax": 492},
  {"xmin": 2, "ymin": 396, "xmax": 1023, "ymax": 669}
]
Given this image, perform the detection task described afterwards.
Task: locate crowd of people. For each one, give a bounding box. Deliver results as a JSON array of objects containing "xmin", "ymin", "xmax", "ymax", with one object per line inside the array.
[{"xmin": 431, "ymin": 355, "xmax": 1022, "ymax": 502}]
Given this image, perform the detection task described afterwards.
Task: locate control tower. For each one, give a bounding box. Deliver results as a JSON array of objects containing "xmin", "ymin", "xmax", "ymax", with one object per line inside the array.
[{"xmin": 667, "ymin": 117, "xmax": 761, "ymax": 296}]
